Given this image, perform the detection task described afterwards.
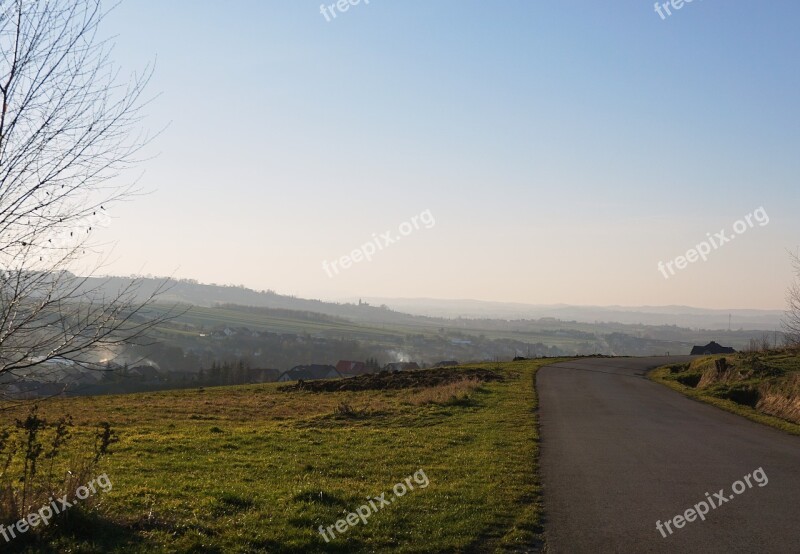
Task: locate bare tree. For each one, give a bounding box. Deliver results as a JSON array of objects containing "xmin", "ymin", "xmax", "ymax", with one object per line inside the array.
[
  {"xmin": 784, "ymin": 250, "xmax": 800, "ymax": 347},
  {"xmin": 0, "ymin": 0, "xmax": 176, "ymax": 389}
]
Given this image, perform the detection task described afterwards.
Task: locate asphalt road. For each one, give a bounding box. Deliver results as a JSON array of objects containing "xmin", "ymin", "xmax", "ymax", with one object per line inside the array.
[{"xmin": 538, "ymin": 356, "xmax": 800, "ymax": 553}]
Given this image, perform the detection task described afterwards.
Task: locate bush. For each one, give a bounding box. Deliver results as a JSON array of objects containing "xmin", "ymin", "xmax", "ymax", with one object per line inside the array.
[
  {"xmin": 0, "ymin": 405, "xmax": 117, "ymax": 533},
  {"xmin": 333, "ymin": 402, "xmax": 359, "ymax": 417},
  {"xmin": 712, "ymin": 385, "xmax": 760, "ymax": 408},
  {"xmin": 676, "ymin": 374, "xmax": 702, "ymax": 388},
  {"xmin": 667, "ymin": 363, "xmax": 691, "ymax": 374}
]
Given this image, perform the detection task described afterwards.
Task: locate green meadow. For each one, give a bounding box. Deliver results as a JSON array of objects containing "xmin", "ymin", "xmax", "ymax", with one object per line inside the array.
[{"xmin": 1, "ymin": 359, "xmax": 564, "ymax": 553}]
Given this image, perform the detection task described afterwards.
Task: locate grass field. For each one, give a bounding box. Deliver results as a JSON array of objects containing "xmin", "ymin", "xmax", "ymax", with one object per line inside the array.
[{"xmin": 1, "ymin": 359, "xmax": 565, "ymax": 553}]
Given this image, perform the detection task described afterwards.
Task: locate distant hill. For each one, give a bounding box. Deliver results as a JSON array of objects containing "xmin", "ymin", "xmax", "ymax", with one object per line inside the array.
[
  {"xmin": 358, "ymin": 297, "xmax": 784, "ymax": 331},
  {"xmin": 82, "ymin": 275, "xmax": 428, "ymax": 327},
  {"xmin": 81, "ymin": 275, "xmax": 783, "ymax": 331},
  {"xmin": 29, "ymin": 273, "xmax": 785, "ymax": 372}
]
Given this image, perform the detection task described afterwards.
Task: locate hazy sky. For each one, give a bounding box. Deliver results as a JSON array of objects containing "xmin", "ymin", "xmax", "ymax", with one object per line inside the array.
[{"xmin": 94, "ymin": 1, "xmax": 799, "ymax": 309}]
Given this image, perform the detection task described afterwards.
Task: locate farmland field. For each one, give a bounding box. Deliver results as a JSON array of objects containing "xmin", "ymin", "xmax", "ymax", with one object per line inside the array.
[{"xmin": 1, "ymin": 359, "xmax": 564, "ymax": 553}]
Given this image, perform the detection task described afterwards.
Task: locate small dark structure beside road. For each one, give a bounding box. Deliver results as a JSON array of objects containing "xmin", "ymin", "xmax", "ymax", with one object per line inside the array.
[{"xmin": 690, "ymin": 341, "xmax": 736, "ymax": 355}]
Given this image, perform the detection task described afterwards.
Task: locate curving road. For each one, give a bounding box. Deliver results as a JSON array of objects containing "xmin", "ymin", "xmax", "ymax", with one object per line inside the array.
[{"xmin": 538, "ymin": 356, "xmax": 800, "ymax": 553}]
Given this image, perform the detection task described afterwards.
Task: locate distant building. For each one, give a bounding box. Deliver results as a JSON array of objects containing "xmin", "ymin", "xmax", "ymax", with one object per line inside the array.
[
  {"xmin": 129, "ymin": 365, "xmax": 162, "ymax": 383},
  {"xmin": 278, "ymin": 364, "xmax": 341, "ymax": 382},
  {"xmin": 384, "ymin": 362, "xmax": 420, "ymax": 372},
  {"xmin": 336, "ymin": 361, "xmax": 369, "ymax": 378},
  {"xmin": 690, "ymin": 341, "xmax": 736, "ymax": 355}
]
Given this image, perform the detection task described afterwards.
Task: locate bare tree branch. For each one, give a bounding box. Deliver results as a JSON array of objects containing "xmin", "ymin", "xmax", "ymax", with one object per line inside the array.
[
  {"xmin": 0, "ymin": 0, "xmax": 178, "ymax": 394},
  {"xmin": 783, "ymin": 250, "xmax": 800, "ymax": 347}
]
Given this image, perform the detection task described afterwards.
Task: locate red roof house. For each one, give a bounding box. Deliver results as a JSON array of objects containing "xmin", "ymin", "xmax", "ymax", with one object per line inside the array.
[{"xmin": 336, "ymin": 360, "xmax": 370, "ymax": 377}]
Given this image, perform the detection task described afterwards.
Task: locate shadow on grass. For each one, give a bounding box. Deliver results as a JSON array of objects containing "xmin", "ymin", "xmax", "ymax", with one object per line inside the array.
[
  {"xmin": 3, "ymin": 508, "xmax": 153, "ymax": 553},
  {"xmin": 247, "ymin": 536, "xmax": 367, "ymax": 553},
  {"xmin": 210, "ymin": 492, "xmax": 256, "ymax": 517}
]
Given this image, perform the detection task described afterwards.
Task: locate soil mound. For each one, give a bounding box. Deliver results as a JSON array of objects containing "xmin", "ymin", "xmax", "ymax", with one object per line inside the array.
[{"xmin": 279, "ymin": 367, "xmax": 502, "ymax": 393}]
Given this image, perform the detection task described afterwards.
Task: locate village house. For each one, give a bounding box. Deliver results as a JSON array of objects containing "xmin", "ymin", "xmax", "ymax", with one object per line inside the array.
[
  {"xmin": 336, "ymin": 360, "xmax": 370, "ymax": 378},
  {"xmin": 129, "ymin": 365, "xmax": 163, "ymax": 384},
  {"xmin": 278, "ymin": 364, "xmax": 341, "ymax": 382}
]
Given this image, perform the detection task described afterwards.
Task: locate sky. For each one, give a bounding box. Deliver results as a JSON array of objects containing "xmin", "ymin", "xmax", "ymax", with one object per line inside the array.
[{"xmin": 92, "ymin": 0, "xmax": 800, "ymax": 310}]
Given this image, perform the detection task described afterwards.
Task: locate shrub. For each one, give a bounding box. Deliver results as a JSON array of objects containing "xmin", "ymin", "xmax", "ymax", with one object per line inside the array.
[
  {"xmin": 676, "ymin": 374, "xmax": 702, "ymax": 388},
  {"xmin": 0, "ymin": 405, "xmax": 117, "ymax": 531},
  {"xmin": 712, "ymin": 385, "xmax": 760, "ymax": 408},
  {"xmin": 333, "ymin": 402, "xmax": 359, "ymax": 417},
  {"xmin": 667, "ymin": 363, "xmax": 691, "ymax": 374}
]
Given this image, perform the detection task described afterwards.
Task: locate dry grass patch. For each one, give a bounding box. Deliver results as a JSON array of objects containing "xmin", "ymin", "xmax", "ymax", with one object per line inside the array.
[{"xmin": 406, "ymin": 379, "xmax": 481, "ymax": 406}]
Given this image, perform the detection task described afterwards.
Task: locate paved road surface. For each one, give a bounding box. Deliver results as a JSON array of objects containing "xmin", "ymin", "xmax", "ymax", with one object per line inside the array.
[{"xmin": 538, "ymin": 356, "xmax": 800, "ymax": 553}]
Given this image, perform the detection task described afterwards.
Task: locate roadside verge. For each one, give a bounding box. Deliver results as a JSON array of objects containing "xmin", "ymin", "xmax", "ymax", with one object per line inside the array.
[{"xmin": 649, "ymin": 353, "xmax": 800, "ymax": 436}]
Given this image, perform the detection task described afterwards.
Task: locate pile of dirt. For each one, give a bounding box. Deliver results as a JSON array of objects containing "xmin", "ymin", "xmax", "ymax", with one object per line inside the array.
[{"xmin": 279, "ymin": 368, "xmax": 503, "ymax": 393}]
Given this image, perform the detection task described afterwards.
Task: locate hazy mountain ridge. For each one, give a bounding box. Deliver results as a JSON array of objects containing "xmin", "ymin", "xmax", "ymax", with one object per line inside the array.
[
  {"xmin": 359, "ymin": 297, "xmax": 784, "ymax": 330},
  {"xmin": 16, "ymin": 274, "xmax": 777, "ymax": 397},
  {"xmin": 82, "ymin": 275, "xmax": 784, "ymax": 330}
]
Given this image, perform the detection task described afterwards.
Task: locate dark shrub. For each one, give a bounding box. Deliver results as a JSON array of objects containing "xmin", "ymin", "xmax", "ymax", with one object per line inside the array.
[{"xmin": 677, "ymin": 374, "xmax": 702, "ymax": 388}]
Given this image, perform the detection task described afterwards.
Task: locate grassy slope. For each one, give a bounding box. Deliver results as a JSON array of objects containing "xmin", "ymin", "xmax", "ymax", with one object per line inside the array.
[
  {"xmin": 4, "ymin": 359, "xmax": 563, "ymax": 553},
  {"xmin": 649, "ymin": 353, "xmax": 800, "ymax": 436}
]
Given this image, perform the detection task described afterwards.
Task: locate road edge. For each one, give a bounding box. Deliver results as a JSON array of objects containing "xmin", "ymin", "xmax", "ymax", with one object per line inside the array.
[{"xmin": 648, "ymin": 364, "xmax": 800, "ymax": 436}]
